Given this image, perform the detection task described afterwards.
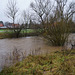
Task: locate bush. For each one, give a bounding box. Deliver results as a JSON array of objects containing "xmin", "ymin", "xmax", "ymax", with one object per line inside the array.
[{"xmin": 44, "ymin": 20, "xmax": 70, "ymax": 46}]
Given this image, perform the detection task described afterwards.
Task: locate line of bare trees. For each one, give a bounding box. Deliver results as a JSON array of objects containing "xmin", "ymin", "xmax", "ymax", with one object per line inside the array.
[{"xmin": 5, "ymin": 0, "xmax": 75, "ymax": 29}]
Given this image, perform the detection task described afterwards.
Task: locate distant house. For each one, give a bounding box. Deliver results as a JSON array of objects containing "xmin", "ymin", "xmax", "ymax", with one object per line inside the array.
[
  {"xmin": 0, "ymin": 21, "xmax": 4, "ymax": 28},
  {"xmin": 12, "ymin": 24, "xmax": 19, "ymax": 28},
  {"xmin": 5, "ymin": 23, "xmax": 19, "ymax": 28},
  {"xmin": 0, "ymin": 23, "xmax": 4, "ymax": 27}
]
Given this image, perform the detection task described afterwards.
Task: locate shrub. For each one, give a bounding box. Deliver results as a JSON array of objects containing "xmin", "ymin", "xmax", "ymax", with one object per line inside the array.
[{"xmin": 44, "ymin": 20, "xmax": 70, "ymax": 46}]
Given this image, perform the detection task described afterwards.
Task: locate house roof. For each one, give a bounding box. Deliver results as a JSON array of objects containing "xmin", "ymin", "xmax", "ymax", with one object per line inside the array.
[
  {"xmin": 12, "ymin": 24, "xmax": 19, "ymax": 27},
  {"xmin": 0, "ymin": 23, "xmax": 4, "ymax": 27}
]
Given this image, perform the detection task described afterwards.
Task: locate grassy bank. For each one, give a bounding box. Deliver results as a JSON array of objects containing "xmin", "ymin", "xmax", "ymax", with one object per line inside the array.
[
  {"xmin": 0, "ymin": 49, "xmax": 75, "ymax": 75},
  {"xmin": 0, "ymin": 29, "xmax": 41, "ymax": 33},
  {"xmin": 0, "ymin": 29, "xmax": 42, "ymax": 39}
]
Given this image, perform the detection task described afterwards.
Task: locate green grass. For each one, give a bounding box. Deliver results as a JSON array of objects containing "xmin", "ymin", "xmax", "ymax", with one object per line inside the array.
[
  {"xmin": 0, "ymin": 29, "xmax": 42, "ymax": 33},
  {"xmin": 0, "ymin": 29, "xmax": 39, "ymax": 33},
  {"xmin": 0, "ymin": 29, "xmax": 42, "ymax": 38},
  {"xmin": 0, "ymin": 49, "xmax": 75, "ymax": 75},
  {"xmin": 21, "ymin": 29, "xmax": 36, "ymax": 33},
  {"xmin": 0, "ymin": 29, "xmax": 41, "ymax": 34},
  {"xmin": 0, "ymin": 30, "xmax": 5, "ymax": 32}
]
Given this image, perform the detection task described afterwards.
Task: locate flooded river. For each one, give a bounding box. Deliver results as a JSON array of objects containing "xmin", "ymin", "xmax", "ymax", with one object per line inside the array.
[{"xmin": 0, "ymin": 34, "xmax": 75, "ymax": 71}]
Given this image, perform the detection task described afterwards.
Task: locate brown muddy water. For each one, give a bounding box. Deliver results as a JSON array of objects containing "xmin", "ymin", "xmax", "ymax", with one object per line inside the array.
[{"xmin": 0, "ymin": 34, "xmax": 75, "ymax": 71}]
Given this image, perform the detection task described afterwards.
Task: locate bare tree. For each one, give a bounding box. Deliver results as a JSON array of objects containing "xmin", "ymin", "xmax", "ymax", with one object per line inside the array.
[
  {"xmin": 22, "ymin": 10, "xmax": 28, "ymax": 36},
  {"xmin": 54, "ymin": 0, "xmax": 75, "ymax": 22},
  {"xmin": 66, "ymin": 2, "xmax": 75, "ymax": 21},
  {"xmin": 30, "ymin": 0, "xmax": 54, "ymax": 29},
  {"xmin": 43, "ymin": 0, "xmax": 75, "ymax": 46},
  {"xmin": 21, "ymin": 10, "xmax": 32, "ymax": 36},
  {"xmin": 5, "ymin": 0, "xmax": 24, "ymax": 38},
  {"xmin": 22, "ymin": 10, "xmax": 31, "ymax": 28},
  {"xmin": 6, "ymin": 0, "xmax": 18, "ymax": 30}
]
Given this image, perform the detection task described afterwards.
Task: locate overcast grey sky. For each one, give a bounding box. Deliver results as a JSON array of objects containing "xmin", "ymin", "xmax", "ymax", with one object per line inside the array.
[
  {"xmin": 0, "ymin": 0, "xmax": 74, "ymax": 23},
  {"xmin": 0, "ymin": 0, "xmax": 34, "ymax": 22}
]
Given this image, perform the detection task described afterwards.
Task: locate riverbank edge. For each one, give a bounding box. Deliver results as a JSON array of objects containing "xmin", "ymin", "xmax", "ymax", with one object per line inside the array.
[{"xmin": 0, "ymin": 49, "xmax": 75, "ymax": 75}]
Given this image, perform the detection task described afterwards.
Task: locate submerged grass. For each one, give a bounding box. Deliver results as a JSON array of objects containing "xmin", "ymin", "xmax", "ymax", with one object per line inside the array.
[{"xmin": 0, "ymin": 49, "xmax": 75, "ymax": 75}]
